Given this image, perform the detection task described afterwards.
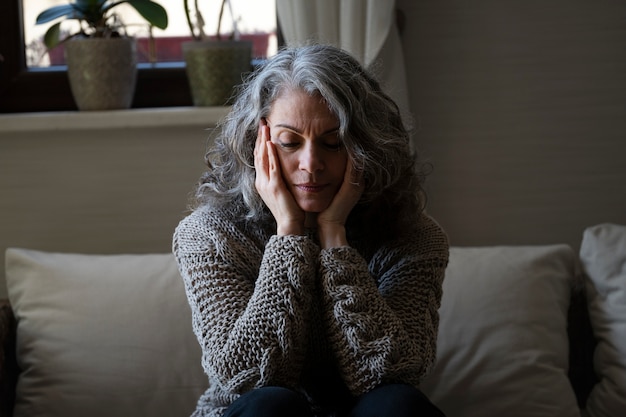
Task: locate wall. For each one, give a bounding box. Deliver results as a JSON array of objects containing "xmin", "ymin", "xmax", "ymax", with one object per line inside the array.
[
  {"xmin": 397, "ymin": 0, "xmax": 626, "ymax": 249},
  {"xmin": 0, "ymin": 108, "xmax": 228, "ymax": 298}
]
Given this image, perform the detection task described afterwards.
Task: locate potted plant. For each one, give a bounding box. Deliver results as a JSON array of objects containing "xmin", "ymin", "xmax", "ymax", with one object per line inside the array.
[
  {"xmin": 36, "ymin": 0, "xmax": 168, "ymax": 111},
  {"xmin": 182, "ymin": 0, "xmax": 252, "ymax": 106}
]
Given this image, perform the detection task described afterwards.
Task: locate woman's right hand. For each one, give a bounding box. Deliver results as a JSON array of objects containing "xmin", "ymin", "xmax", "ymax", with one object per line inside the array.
[{"xmin": 254, "ymin": 119, "xmax": 306, "ymax": 235}]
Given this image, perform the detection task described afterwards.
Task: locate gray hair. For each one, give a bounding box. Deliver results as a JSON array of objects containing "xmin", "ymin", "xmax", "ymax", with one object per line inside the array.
[{"xmin": 195, "ymin": 44, "xmax": 427, "ymax": 229}]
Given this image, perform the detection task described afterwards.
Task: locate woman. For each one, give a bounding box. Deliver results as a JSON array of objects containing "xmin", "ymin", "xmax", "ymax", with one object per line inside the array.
[{"xmin": 173, "ymin": 44, "xmax": 449, "ymax": 417}]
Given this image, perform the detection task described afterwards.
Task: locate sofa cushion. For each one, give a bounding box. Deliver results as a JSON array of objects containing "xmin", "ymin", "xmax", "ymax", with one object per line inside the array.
[
  {"xmin": 579, "ymin": 223, "xmax": 626, "ymax": 417},
  {"xmin": 5, "ymin": 248, "xmax": 207, "ymax": 417},
  {"xmin": 420, "ymin": 245, "xmax": 580, "ymax": 417}
]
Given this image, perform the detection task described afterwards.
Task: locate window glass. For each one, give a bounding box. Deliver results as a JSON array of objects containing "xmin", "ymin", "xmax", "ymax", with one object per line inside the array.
[{"xmin": 23, "ymin": 0, "xmax": 277, "ymax": 67}]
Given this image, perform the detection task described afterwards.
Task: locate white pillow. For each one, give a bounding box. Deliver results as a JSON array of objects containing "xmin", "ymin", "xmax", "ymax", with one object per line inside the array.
[
  {"xmin": 579, "ymin": 224, "xmax": 626, "ymax": 417},
  {"xmin": 421, "ymin": 245, "xmax": 581, "ymax": 417},
  {"xmin": 5, "ymin": 248, "xmax": 207, "ymax": 417}
]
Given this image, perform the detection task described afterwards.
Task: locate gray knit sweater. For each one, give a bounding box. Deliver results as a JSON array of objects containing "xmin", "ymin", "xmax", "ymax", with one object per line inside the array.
[{"xmin": 173, "ymin": 206, "xmax": 449, "ymax": 417}]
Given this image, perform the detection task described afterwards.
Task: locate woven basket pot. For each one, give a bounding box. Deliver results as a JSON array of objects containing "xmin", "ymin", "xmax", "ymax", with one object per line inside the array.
[
  {"xmin": 64, "ymin": 37, "xmax": 137, "ymax": 111},
  {"xmin": 182, "ymin": 40, "xmax": 252, "ymax": 106}
]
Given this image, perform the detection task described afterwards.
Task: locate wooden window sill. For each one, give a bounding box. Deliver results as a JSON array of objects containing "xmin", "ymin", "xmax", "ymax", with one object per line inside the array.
[{"xmin": 0, "ymin": 107, "xmax": 230, "ymax": 133}]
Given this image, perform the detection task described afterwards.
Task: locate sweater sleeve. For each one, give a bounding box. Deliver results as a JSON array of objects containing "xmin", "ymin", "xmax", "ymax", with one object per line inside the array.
[
  {"xmin": 319, "ymin": 214, "xmax": 449, "ymax": 395},
  {"xmin": 173, "ymin": 210, "xmax": 319, "ymax": 394}
]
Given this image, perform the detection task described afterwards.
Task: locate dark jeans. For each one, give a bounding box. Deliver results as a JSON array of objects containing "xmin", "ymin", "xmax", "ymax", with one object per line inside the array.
[{"xmin": 222, "ymin": 384, "xmax": 445, "ymax": 417}]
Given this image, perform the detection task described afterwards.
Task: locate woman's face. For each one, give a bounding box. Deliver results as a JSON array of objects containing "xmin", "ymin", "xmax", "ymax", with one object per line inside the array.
[{"xmin": 266, "ymin": 89, "xmax": 348, "ymax": 213}]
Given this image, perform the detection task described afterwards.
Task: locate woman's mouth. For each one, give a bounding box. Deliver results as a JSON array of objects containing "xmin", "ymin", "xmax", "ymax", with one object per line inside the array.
[{"xmin": 296, "ymin": 183, "xmax": 327, "ymax": 193}]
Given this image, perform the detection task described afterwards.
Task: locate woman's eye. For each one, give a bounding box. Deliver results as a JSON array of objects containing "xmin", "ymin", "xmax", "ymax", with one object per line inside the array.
[
  {"xmin": 278, "ymin": 141, "xmax": 299, "ymax": 149},
  {"xmin": 323, "ymin": 140, "xmax": 343, "ymax": 151},
  {"xmin": 322, "ymin": 132, "xmax": 342, "ymax": 151}
]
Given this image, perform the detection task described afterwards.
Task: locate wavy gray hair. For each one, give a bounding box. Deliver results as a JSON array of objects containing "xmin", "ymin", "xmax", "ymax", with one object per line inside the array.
[{"xmin": 195, "ymin": 44, "xmax": 427, "ymax": 233}]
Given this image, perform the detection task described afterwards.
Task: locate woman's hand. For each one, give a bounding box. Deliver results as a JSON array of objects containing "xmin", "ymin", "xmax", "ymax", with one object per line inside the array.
[
  {"xmin": 254, "ymin": 119, "xmax": 306, "ymax": 236},
  {"xmin": 316, "ymin": 159, "xmax": 364, "ymax": 249}
]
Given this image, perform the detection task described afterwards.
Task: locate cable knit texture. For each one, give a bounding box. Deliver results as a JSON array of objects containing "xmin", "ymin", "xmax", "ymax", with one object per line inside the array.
[{"xmin": 173, "ymin": 206, "xmax": 449, "ymax": 417}]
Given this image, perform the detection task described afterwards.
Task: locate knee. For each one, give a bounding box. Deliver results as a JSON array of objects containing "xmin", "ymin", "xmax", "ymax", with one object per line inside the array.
[
  {"xmin": 224, "ymin": 386, "xmax": 313, "ymax": 417},
  {"xmin": 349, "ymin": 384, "xmax": 445, "ymax": 417}
]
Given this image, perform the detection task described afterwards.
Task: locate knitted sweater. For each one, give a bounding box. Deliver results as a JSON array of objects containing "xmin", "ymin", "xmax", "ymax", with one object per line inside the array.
[{"xmin": 173, "ymin": 206, "xmax": 449, "ymax": 417}]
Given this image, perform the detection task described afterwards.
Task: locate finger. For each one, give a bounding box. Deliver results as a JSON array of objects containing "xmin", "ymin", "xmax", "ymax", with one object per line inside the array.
[
  {"xmin": 266, "ymin": 140, "xmax": 281, "ymax": 179},
  {"xmin": 254, "ymin": 119, "xmax": 270, "ymax": 155},
  {"xmin": 346, "ymin": 158, "xmax": 364, "ymax": 187},
  {"xmin": 255, "ymin": 126, "xmax": 271, "ymax": 183},
  {"xmin": 343, "ymin": 160, "xmax": 365, "ymax": 206},
  {"xmin": 254, "ymin": 125, "xmax": 264, "ymax": 164}
]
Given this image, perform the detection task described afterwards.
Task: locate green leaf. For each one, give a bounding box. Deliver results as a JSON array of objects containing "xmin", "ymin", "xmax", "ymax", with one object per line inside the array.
[
  {"xmin": 105, "ymin": 0, "xmax": 168, "ymax": 30},
  {"xmin": 126, "ymin": 0, "xmax": 169, "ymax": 30},
  {"xmin": 36, "ymin": 5, "xmax": 76, "ymax": 25},
  {"xmin": 75, "ymin": 0, "xmax": 104, "ymax": 8},
  {"xmin": 72, "ymin": 0, "xmax": 103, "ymax": 17},
  {"xmin": 43, "ymin": 22, "xmax": 63, "ymax": 49}
]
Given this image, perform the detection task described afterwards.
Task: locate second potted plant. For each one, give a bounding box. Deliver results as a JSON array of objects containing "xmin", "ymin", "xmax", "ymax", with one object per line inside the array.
[
  {"xmin": 182, "ymin": 0, "xmax": 252, "ymax": 107},
  {"xmin": 36, "ymin": 0, "xmax": 168, "ymax": 111}
]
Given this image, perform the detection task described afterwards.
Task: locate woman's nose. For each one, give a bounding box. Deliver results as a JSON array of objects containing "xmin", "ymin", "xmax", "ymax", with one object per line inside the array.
[{"xmin": 299, "ymin": 143, "xmax": 324, "ymax": 173}]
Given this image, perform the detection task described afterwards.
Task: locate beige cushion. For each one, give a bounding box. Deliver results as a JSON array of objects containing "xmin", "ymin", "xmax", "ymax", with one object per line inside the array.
[
  {"xmin": 5, "ymin": 248, "xmax": 207, "ymax": 417},
  {"xmin": 421, "ymin": 245, "xmax": 580, "ymax": 417},
  {"xmin": 579, "ymin": 224, "xmax": 626, "ymax": 417}
]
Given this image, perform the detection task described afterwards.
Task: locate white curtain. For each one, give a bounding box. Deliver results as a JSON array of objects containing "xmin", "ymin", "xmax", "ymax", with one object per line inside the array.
[{"xmin": 276, "ymin": 0, "xmax": 410, "ymax": 122}]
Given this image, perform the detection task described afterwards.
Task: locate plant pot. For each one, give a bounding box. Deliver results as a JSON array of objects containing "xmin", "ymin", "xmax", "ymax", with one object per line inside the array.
[
  {"xmin": 64, "ymin": 37, "xmax": 138, "ymax": 111},
  {"xmin": 182, "ymin": 40, "xmax": 252, "ymax": 107}
]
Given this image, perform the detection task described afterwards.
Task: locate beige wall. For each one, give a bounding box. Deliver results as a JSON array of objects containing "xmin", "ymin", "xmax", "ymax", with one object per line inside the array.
[
  {"xmin": 397, "ymin": 0, "xmax": 626, "ymax": 249},
  {"xmin": 0, "ymin": 110, "xmax": 224, "ymax": 298}
]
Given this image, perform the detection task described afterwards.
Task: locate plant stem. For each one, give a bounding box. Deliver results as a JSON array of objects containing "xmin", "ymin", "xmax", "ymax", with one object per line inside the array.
[
  {"xmin": 217, "ymin": 0, "xmax": 227, "ymax": 41},
  {"xmin": 183, "ymin": 0, "xmax": 198, "ymax": 40}
]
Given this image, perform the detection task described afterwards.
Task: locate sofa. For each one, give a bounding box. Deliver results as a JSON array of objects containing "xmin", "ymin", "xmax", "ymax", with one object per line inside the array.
[{"xmin": 0, "ymin": 223, "xmax": 624, "ymax": 417}]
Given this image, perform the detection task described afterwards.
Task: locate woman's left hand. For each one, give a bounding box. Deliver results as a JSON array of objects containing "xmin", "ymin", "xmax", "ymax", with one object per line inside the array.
[{"xmin": 316, "ymin": 159, "xmax": 364, "ymax": 249}]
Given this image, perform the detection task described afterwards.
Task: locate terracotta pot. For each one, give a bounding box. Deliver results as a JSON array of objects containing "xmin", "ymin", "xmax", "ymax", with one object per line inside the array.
[
  {"xmin": 182, "ymin": 40, "xmax": 252, "ymax": 106},
  {"xmin": 64, "ymin": 37, "xmax": 137, "ymax": 111}
]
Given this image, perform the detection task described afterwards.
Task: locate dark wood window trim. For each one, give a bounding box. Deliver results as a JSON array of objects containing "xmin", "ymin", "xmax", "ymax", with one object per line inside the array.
[{"xmin": 1, "ymin": 0, "xmax": 192, "ymax": 113}]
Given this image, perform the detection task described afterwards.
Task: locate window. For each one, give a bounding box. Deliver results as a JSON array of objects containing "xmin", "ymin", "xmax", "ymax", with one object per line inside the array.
[{"xmin": 0, "ymin": 0, "xmax": 278, "ymax": 113}]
